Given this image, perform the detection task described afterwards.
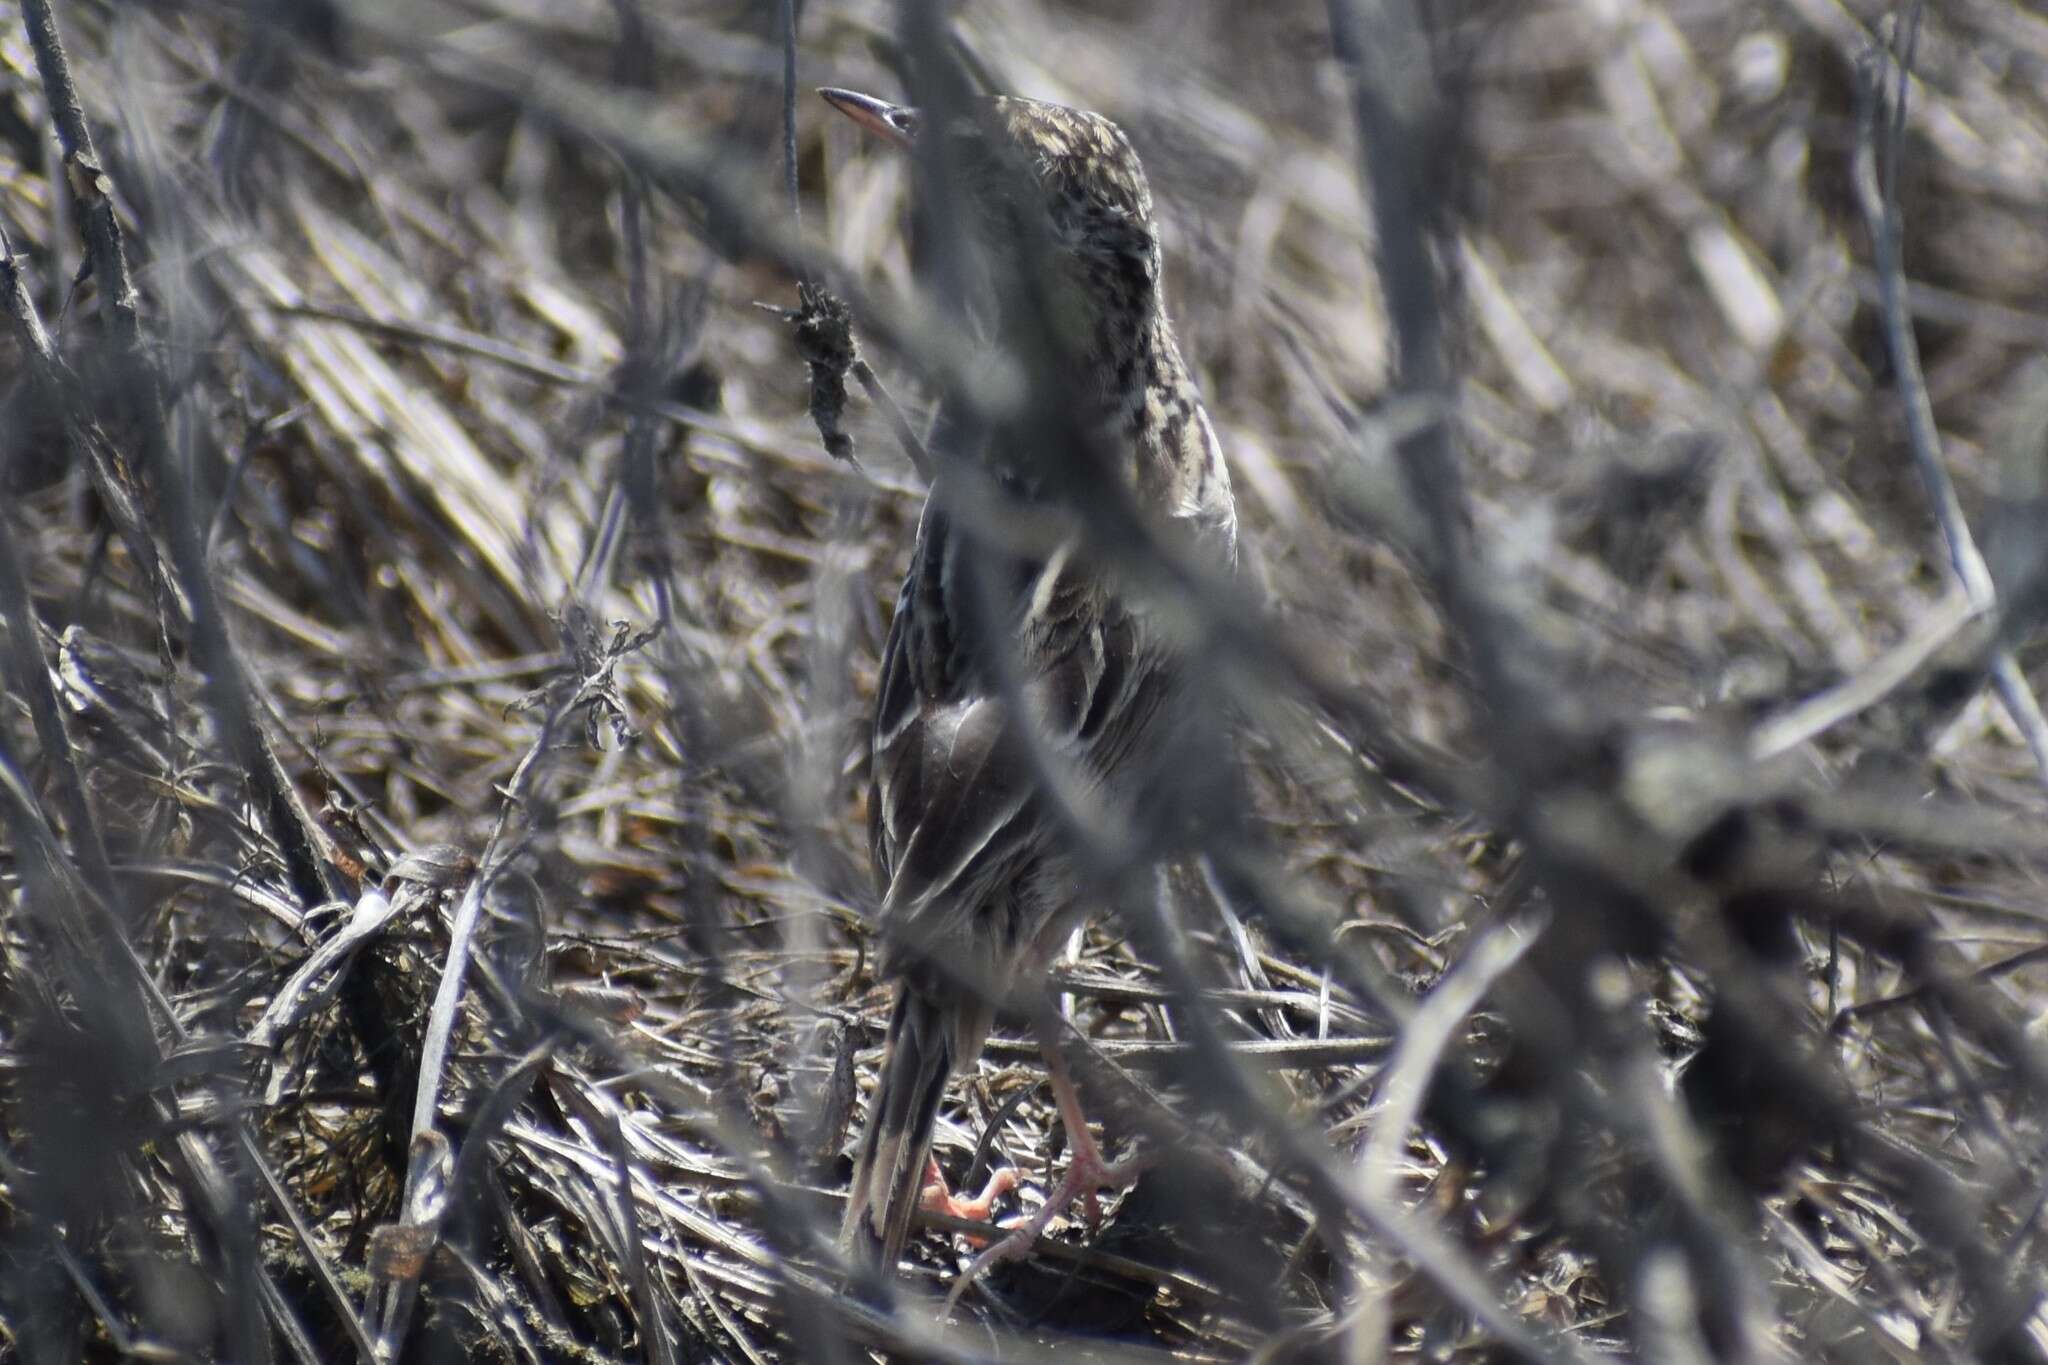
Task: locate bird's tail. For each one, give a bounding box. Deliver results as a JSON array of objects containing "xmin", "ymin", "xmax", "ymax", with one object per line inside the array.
[{"xmin": 843, "ymin": 988, "xmax": 955, "ymax": 1272}]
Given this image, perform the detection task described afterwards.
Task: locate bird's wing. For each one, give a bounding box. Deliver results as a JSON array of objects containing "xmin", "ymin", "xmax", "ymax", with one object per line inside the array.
[{"xmin": 867, "ymin": 499, "xmax": 1152, "ymax": 977}]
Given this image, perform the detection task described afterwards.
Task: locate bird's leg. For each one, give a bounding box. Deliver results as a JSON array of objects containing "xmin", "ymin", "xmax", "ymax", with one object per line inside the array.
[
  {"xmin": 943, "ymin": 1030, "xmax": 1152, "ymax": 1313},
  {"xmin": 1038, "ymin": 1034, "xmax": 1154, "ymax": 1233}
]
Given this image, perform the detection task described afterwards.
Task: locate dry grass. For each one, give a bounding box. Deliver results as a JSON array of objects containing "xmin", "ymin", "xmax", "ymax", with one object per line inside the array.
[{"xmin": 4, "ymin": 0, "xmax": 2048, "ymax": 1360}]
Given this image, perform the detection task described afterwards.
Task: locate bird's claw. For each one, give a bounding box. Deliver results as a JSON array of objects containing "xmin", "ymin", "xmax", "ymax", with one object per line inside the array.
[{"xmin": 941, "ymin": 1133, "xmax": 1151, "ymax": 1315}]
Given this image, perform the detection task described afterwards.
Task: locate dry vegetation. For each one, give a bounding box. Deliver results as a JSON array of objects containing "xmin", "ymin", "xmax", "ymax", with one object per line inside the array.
[{"xmin": 4, "ymin": 0, "xmax": 2048, "ymax": 1360}]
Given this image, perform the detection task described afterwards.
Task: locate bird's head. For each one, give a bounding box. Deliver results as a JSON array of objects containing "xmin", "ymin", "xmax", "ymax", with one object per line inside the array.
[{"xmin": 820, "ymin": 87, "xmax": 1162, "ymax": 339}]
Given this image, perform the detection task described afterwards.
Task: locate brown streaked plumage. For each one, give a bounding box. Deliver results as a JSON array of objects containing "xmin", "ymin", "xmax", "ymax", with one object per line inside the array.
[{"xmin": 825, "ymin": 86, "xmax": 1236, "ymax": 1284}]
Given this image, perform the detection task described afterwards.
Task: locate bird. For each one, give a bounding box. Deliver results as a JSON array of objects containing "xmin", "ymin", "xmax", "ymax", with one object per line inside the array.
[{"xmin": 821, "ymin": 85, "xmax": 1238, "ymax": 1291}]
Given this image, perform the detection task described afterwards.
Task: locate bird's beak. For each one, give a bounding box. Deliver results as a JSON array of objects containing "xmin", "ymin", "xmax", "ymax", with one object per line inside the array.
[{"xmin": 818, "ymin": 87, "xmax": 916, "ymax": 148}]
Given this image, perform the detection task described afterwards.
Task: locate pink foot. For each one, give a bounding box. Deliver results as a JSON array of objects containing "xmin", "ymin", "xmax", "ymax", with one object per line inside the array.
[
  {"xmin": 942, "ymin": 1124, "xmax": 1152, "ymax": 1313},
  {"xmin": 918, "ymin": 1156, "xmax": 1019, "ymax": 1244}
]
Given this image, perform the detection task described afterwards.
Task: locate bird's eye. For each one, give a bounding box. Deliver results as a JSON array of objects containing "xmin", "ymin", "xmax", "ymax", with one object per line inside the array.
[{"xmin": 889, "ymin": 109, "xmax": 921, "ymax": 139}]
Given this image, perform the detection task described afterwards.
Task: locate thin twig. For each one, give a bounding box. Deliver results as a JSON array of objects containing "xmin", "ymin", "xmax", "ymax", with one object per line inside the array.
[
  {"xmin": 26, "ymin": 0, "xmax": 337, "ymax": 910},
  {"xmin": 385, "ymin": 717, "xmax": 563, "ymax": 1352},
  {"xmin": 780, "ymin": 0, "xmax": 802, "ymax": 229},
  {"xmin": 1852, "ymin": 8, "xmax": 2048, "ymax": 785},
  {"xmin": 853, "ymin": 357, "xmax": 933, "ymax": 483},
  {"xmin": 1356, "ymin": 915, "xmax": 1536, "ymax": 1212},
  {"xmin": 1750, "ymin": 584, "xmax": 1984, "ymax": 761},
  {"xmin": 603, "ymin": 1110, "xmax": 680, "ymax": 1365}
]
